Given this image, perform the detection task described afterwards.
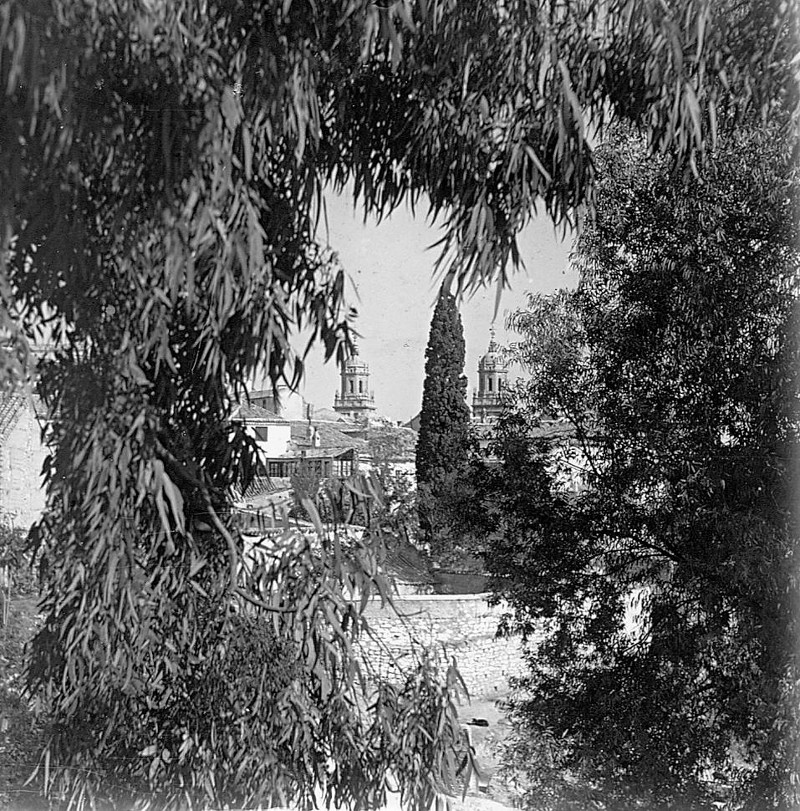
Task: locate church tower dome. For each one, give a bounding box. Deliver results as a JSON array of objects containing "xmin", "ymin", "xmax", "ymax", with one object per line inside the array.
[
  {"xmin": 472, "ymin": 328, "xmax": 508, "ymax": 423},
  {"xmin": 333, "ymin": 340, "xmax": 376, "ymax": 422}
]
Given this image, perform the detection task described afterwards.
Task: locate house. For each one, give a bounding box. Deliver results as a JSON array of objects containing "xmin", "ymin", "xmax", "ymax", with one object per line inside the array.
[
  {"xmin": 230, "ymin": 402, "xmax": 292, "ymax": 458},
  {"xmin": 231, "ymin": 396, "xmax": 365, "ymax": 491},
  {"xmin": 285, "ymin": 418, "xmax": 366, "ymax": 479}
]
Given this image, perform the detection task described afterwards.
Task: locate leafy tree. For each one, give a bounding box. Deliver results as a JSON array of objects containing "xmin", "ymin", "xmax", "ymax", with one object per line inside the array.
[
  {"xmin": 483, "ymin": 126, "xmax": 799, "ymax": 809},
  {"xmin": 374, "ymin": 469, "xmax": 419, "ymax": 544},
  {"xmin": 0, "ymin": 0, "xmax": 795, "ymax": 806},
  {"xmin": 416, "ymin": 288, "xmax": 472, "ymax": 556},
  {"xmin": 289, "ymin": 458, "xmax": 324, "ymax": 522},
  {"xmin": 366, "ymin": 426, "xmax": 419, "ymax": 543},
  {"xmin": 368, "ymin": 425, "xmax": 417, "ymax": 473}
]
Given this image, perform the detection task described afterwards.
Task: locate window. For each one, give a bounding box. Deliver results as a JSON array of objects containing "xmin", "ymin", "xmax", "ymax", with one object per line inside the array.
[
  {"xmin": 254, "ymin": 426, "xmax": 269, "ymax": 442},
  {"xmin": 488, "ymin": 377, "xmax": 493, "ymax": 393},
  {"xmin": 358, "ymin": 380, "xmax": 363, "ymax": 393},
  {"xmin": 349, "ymin": 379, "xmax": 354, "ymax": 394}
]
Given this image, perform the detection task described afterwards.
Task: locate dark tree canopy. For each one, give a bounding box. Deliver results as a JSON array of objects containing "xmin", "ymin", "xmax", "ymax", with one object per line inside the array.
[
  {"xmin": 484, "ymin": 125, "xmax": 799, "ymax": 809},
  {"xmin": 2, "ymin": 1, "xmax": 798, "ymax": 337},
  {"xmin": 416, "ymin": 288, "xmax": 471, "ymax": 551},
  {"xmin": 0, "ymin": 0, "xmax": 796, "ymax": 807}
]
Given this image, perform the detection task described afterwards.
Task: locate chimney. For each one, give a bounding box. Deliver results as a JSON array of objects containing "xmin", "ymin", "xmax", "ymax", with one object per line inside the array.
[{"xmin": 306, "ymin": 402, "xmax": 314, "ymax": 440}]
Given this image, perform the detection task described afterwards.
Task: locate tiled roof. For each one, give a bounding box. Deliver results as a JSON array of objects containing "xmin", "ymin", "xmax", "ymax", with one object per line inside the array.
[
  {"xmin": 474, "ymin": 417, "xmax": 576, "ymax": 441},
  {"xmin": 230, "ymin": 475, "xmax": 292, "ymax": 506},
  {"xmin": 311, "ymin": 407, "xmax": 353, "ymax": 424},
  {"xmin": 247, "ymin": 389, "xmax": 273, "ymax": 400},
  {"xmin": 232, "ymin": 403, "xmax": 286, "ymax": 422},
  {"xmin": 240, "ymin": 475, "xmax": 278, "ymax": 498},
  {"xmin": 531, "ymin": 419, "xmax": 576, "ymax": 440},
  {"xmin": 289, "ymin": 421, "xmax": 367, "ymax": 451},
  {"xmin": 365, "ymin": 425, "xmax": 417, "ymax": 461},
  {"xmin": 383, "ymin": 539, "xmax": 434, "ymax": 585}
]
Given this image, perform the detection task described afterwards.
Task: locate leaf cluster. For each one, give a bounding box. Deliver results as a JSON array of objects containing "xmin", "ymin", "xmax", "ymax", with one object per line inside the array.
[{"xmin": 26, "ymin": 472, "xmax": 469, "ymax": 809}]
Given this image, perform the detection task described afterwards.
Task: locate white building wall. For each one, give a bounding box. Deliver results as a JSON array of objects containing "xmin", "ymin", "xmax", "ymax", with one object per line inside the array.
[{"xmin": 244, "ymin": 422, "xmax": 292, "ymax": 458}]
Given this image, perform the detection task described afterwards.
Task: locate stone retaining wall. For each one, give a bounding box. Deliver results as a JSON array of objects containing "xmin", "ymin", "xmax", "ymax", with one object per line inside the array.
[
  {"xmin": 0, "ymin": 398, "xmax": 47, "ymax": 529},
  {"xmin": 359, "ymin": 594, "xmax": 528, "ymax": 700}
]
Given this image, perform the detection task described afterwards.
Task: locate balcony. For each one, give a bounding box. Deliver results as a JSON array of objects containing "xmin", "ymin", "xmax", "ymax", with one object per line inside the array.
[{"xmin": 334, "ymin": 391, "xmax": 375, "ymax": 407}]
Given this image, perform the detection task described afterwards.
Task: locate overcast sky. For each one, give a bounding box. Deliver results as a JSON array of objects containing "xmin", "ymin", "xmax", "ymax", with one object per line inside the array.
[{"xmin": 290, "ymin": 190, "xmax": 577, "ymax": 423}]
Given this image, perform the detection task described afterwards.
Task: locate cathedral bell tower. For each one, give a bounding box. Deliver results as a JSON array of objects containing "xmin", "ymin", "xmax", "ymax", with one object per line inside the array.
[
  {"xmin": 472, "ymin": 328, "xmax": 508, "ymax": 423},
  {"xmin": 333, "ymin": 340, "xmax": 376, "ymax": 422}
]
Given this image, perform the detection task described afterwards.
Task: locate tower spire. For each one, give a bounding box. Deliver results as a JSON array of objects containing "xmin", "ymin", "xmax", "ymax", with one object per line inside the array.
[
  {"xmin": 472, "ymin": 326, "xmax": 508, "ymax": 423},
  {"xmin": 487, "ymin": 325, "xmax": 498, "ymax": 353},
  {"xmin": 333, "ymin": 339, "xmax": 375, "ymax": 422}
]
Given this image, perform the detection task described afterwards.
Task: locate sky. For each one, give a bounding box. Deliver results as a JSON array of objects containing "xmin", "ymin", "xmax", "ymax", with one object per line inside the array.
[{"xmin": 291, "ymin": 191, "xmax": 577, "ymax": 423}]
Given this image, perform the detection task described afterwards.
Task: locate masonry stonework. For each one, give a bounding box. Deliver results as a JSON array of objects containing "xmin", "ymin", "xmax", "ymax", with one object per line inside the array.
[
  {"xmin": 0, "ymin": 402, "xmax": 47, "ymax": 529},
  {"xmin": 360, "ymin": 594, "xmax": 529, "ymax": 700}
]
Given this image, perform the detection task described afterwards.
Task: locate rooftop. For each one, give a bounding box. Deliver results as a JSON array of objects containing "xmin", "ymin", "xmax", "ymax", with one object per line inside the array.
[
  {"xmin": 289, "ymin": 421, "xmax": 367, "ymax": 452},
  {"xmin": 231, "ymin": 402, "xmax": 287, "ymax": 422}
]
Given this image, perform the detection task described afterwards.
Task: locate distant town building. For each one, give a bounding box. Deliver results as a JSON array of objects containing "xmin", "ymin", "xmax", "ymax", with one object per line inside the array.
[
  {"xmin": 471, "ymin": 329, "xmax": 508, "ymax": 423},
  {"xmin": 231, "ymin": 400, "xmax": 362, "ymax": 482},
  {"xmin": 285, "ymin": 418, "xmax": 364, "ymax": 479},
  {"xmin": 245, "ymin": 388, "xmax": 280, "ymax": 414},
  {"xmin": 333, "ymin": 341, "xmax": 376, "ymax": 422},
  {"xmin": 230, "ymin": 402, "xmax": 292, "ymax": 458},
  {"xmin": 231, "ymin": 396, "xmax": 365, "ymax": 532}
]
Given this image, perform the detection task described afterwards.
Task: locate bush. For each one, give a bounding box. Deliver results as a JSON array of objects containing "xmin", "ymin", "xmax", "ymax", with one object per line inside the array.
[
  {"xmin": 0, "ymin": 596, "xmax": 45, "ymax": 809},
  {"xmin": 0, "ymin": 522, "xmax": 45, "ymax": 808},
  {"xmin": 0, "ymin": 524, "xmax": 38, "ymax": 600}
]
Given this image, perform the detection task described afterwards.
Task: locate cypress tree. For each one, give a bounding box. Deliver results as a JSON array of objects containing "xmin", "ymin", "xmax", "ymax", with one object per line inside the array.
[{"xmin": 416, "ymin": 288, "xmax": 472, "ymax": 549}]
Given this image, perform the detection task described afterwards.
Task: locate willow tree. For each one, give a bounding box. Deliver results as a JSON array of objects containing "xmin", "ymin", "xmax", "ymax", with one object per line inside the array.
[{"xmin": 0, "ymin": 0, "xmax": 797, "ymax": 807}]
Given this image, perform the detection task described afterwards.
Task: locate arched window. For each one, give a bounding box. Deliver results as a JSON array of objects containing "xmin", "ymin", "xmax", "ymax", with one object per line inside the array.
[
  {"xmin": 488, "ymin": 377, "xmax": 493, "ymax": 393},
  {"xmin": 359, "ymin": 380, "xmax": 363, "ymax": 393},
  {"xmin": 349, "ymin": 379, "xmax": 354, "ymax": 394}
]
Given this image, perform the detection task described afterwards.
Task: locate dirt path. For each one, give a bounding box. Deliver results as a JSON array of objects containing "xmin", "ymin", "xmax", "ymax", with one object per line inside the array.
[{"xmin": 455, "ymin": 695, "xmax": 517, "ymax": 806}]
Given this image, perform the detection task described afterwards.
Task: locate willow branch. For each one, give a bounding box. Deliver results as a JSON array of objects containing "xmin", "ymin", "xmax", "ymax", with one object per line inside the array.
[{"xmin": 202, "ymin": 492, "xmax": 239, "ymax": 596}]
